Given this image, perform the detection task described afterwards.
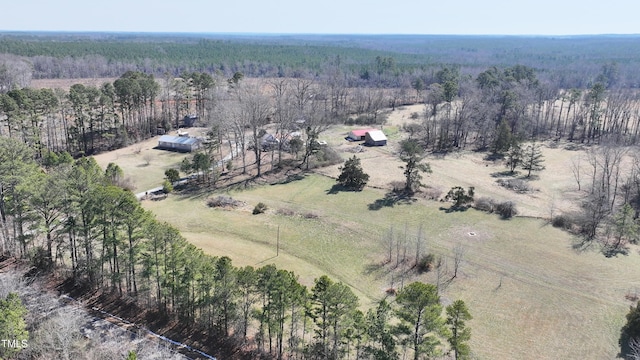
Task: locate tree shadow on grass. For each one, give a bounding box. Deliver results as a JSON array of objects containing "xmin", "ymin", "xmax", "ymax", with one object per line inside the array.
[
  {"xmin": 490, "ymin": 170, "xmax": 519, "ymax": 178},
  {"xmin": 326, "ymin": 184, "xmax": 364, "ymax": 195},
  {"xmin": 439, "ymin": 205, "xmax": 471, "ymax": 213},
  {"xmin": 270, "ymin": 172, "xmax": 307, "ymax": 185},
  {"xmin": 368, "ymin": 191, "xmax": 417, "ymax": 210}
]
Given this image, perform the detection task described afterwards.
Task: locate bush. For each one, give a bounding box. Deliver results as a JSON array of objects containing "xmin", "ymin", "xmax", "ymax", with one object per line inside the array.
[
  {"xmin": 303, "ymin": 212, "xmax": 319, "ymax": 219},
  {"xmin": 474, "ymin": 197, "xmax": 496, "ymax": 212},
  {"xmin": 276, "ymin": 208, "xmax": 296, "ymax": 216},
  {"xmin": 424, "ymin": 186, "xmax": 443, "ymax": 200},
  {"xmin": 495, "ymin": 201, "xmax": 518, "ymax": 219},
  {"xmin": 207, "ymin": 195, "xmax": 245, "ymax": 208},
  {"xmin": 417, "ymin": 254, "xmax": 436, "ymax": 273},
  {"xmin": 310, "ymin": 147, "xmax": 342, "ymax": 168},
  {"xmin": 162, "ymin": 179, "xmax": 173, "ymax": 194},
  {"xmin": 253, "ymin": 202, "xmax": 268, "ymax": 215},
  {"xmin": 496, "ymin": 178, "xmax": 532, "ymax": 193},
  {"xmin": 552, "ymin": 214, "xmax": 568, "ymax": 228}
]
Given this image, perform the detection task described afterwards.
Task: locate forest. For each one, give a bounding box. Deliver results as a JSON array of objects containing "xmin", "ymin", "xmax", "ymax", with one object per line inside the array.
[{"xmin": 2, "ymin": 32, "xmax": 640, "ymax": 359}]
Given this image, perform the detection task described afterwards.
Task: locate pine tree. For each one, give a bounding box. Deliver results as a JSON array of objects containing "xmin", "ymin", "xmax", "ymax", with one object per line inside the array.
[
  {"xmin": 399, "ymin": 139, "xmax": 431, "ymax": 194},
  {"xmin": 337, "ymin": 155, "xmax": 369, "ymax": 190},
  {"xmin": 492, "ymin": 119, "xmax": 512, "ymax": 155},
  {"xmin": 446, "ymin": 300, "xmax": 472, "ymax": 360},
  {"xmin": 395, "ymin": 282, "xmax": 444, "ymax": 360},
  {"xmin": 521, "ymin": 143, "xmax": 545, "ymax": 177},
  {"xmin": 0, "ymin": 292, "xmax": 29, "ymax": 359},
  {"xmin": 620, "ymin": 301, "xmax": 640, "ymax": 358},
  {"xmin": 506, "ymin": 142, "xmax": 522, "ymax": 174},
  {"xmin": 444, "ymin": 186, "xmax": 475, "ymax": 209}
]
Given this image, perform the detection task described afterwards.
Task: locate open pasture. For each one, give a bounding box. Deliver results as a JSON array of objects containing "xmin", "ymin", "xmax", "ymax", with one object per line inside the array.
[
  {"xmin": 91, "ymin": 100, "xmax": 640, "ymax": 359},
  {"xmin": 142, "ymin": 172, "xmax": 640, "ymax": 360}
]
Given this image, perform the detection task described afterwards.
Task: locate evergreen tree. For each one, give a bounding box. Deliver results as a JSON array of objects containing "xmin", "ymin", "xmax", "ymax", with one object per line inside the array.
[
  {"xmin": 506, "ymin": 142, "xmax": 522, "ymax": 174},
  {"xmin": 395, "ymin": 282, "xmax": 445, "ymax": 360},
  {"xmin": 620, "ymin": 301, "xmax": 640, "ymax": 358},
  {"xmin": 337, "ymin": 155, "xmax": 369, "ymax": 190},
  {"xmin": 446, "ymin": 300, "xmax": 472, "ymax": 360},
  {"xmin": 399, "ymin": 139, "xmax": 431, "ymax": 194},
  {"xmin": 364, "ymin": 299, "xmax": 398, "ymax": 360},
  {"xmin": 492, "ymin": 119, "xmax": 512, "ymax": 155},
  {"xmin": 0, "ymin": 292, "xmax": 28, "ymax": 359},
  {"xmin": 521, "ymin": 143, "xmax": 545, "ymax": 177},
  {"xmin": 444, "ymin": 186, "xmax": 475, "ymax": 209}
]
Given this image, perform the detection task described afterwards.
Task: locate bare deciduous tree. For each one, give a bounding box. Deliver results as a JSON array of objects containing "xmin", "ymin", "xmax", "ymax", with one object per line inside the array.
[{"xmin": 451, "ymin": 243, "xmax": 466, "ymax": 280}]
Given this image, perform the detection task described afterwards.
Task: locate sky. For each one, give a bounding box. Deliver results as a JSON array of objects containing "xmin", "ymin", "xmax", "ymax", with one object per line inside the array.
[{"xmin": 2, "ymin": 0, "xmax": 639, "ymax": 36}]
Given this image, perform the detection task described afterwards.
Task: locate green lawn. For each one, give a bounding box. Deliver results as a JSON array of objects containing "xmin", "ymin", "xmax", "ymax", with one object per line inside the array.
[{"xmin": 143, "ymin": 173, "xmax": 640, "ymax": 360}]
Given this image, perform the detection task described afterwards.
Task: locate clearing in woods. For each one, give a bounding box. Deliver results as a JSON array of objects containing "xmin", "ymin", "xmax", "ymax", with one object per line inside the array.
[{"xmin": 94, "ymin": 103, "xmax": 640, "ymax": 359}]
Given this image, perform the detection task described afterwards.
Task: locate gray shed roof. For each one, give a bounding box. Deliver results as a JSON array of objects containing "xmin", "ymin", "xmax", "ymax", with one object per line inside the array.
[{"xmin": 159, "ymin": 135, "xmax": 200, "ymax": 145}]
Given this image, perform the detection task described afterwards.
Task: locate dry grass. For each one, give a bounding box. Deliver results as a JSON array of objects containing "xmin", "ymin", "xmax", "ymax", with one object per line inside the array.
[
  {"xmin": 92, "ymin": 129, "xmax": 212, "ymax": 192},
  {"xmin": 93, "ymin": 99, "xmax": 640, "ymax": 359},
  {"xmin": 141, "ymin": 173, "xmax": 640, "ymax": 360}
]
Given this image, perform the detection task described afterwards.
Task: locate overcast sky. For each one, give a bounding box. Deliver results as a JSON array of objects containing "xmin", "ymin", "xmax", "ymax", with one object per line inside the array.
[{"xmin": 2, "ymin": 0, "xmax": 639, "ymax": 35}]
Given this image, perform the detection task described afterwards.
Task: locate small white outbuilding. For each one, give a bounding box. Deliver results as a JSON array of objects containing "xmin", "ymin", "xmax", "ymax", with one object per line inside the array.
[{"xmin": 364, "ymin": 130, "xmax": 387, "ymax": 146}]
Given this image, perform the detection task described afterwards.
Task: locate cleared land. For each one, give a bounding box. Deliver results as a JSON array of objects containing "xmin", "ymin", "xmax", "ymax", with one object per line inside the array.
[
  {"xmin": 92, "ymin": 103, "xmax": 640, "ymax": 359},
  {"xmin": 142, "ymin": 173, "xmax": 640, "ymax": 360},
  {"xmin": 93, "ymin": 129, "xmax": 211, "ymax": 192}
]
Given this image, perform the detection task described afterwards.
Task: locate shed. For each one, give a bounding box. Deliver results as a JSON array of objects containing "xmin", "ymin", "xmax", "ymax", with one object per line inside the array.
[
  {"xmin": 364, "ymin": 130, "xmax": 387, "ymax": 146},
  {"xmin": 158, "ymin": 135, "xmax": 201, "ymax": 152},
  {"xmin": 348, "ymin": 128, "xmax": 377, "ymax": 141},
  {"xmin": 183, "ymin": 114, "xmax": 198, "ymax": 127}
]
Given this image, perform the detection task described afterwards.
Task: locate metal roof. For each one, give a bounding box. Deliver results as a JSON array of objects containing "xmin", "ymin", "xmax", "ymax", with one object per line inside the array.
[
  {"xmin": 349, "ymin": 128, "xmax": 377, "ymax": 137},
  {"xmin": 366, "ymin": 130, "xmax": 387, "ymax": 141},
  {"xmin": 158, "ymin": 135, "xmax": 200, "ymax": 145}
]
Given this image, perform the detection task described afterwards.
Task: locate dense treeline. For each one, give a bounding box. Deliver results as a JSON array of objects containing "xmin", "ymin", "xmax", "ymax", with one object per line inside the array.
[
  {"xmin": 3, "ymin": 33, "xmax": 640, "ymax": 88},
  {"xmin": 0, "ymin": 136, "xmax": 471, "ymax": 359},
  {"xmin": 0, "ymin": 70, "xmax": 160, "ymax": 156}
]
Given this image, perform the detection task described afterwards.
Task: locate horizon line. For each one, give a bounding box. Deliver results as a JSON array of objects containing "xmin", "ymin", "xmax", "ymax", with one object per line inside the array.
[{"xmin": 1, "ymin": 30, "xmax": 639, "ymax": 38}]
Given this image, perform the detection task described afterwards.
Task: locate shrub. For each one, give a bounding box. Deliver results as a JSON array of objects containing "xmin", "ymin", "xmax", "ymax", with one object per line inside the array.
[
  {"xmin": 417, "ymin": 253, "xmax": 436, "ymax": 273},
  {"xmin": 162, "ymin": 179, "xmax": 173, "ymax": 194},
  {"xmin": 385, "ymin": 288, "xmax": 397, "ymax": 296},
  {"xmin": 495, "ymin": 201, "xmax": 518, "ymax": 219},
  {"xmin": 474, "ymin": 197, "xmax": 496, "ymax": 212},
  {"xmin": 207, "ymin": 195, "xmax": 244, "ymax": 208},
  {"xmin": 276, "ymin": 208, "xmax": 296, "ymax": 216},
  {"xmin": 444, "ymin": 186, "xmax": 475, "ymax": 208},
  {"xmin": 303, "ymin": 212, "xmax": 319, "ymax": 219},
  {"xmin": 552, "ymin": 214, "xmax": 568, "ymax": 228},
  {"xmin": 424, "ymin": 186, "xmax": 443, "ymax": 200},
  {"xmin": 310, "ymin": 147, "xmax": 342, "ymax": 168},
  {"xmin": 253, "ymin": 202, "xmax": 268, "ymax": 215},
  {"xmin": 496, "ymin": 178, "xmax": 532, "ymax": 193}
]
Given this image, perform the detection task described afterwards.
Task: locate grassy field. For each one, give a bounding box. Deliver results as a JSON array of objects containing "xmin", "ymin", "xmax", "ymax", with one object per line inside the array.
[
  {"xmin": 142, "ymin": 173, "xmax": 640, "ymax": 360},
  {"xmin": 92, "ymin": 130, "xmax": 212, "ymax": 192},
  {"xmin": 91, "ymin": 102, "xmax": 640, "ymax": 359}
]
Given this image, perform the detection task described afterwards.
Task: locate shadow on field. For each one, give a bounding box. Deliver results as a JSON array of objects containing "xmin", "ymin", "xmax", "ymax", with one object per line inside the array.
[
  {"xmin": 491, "ymin": 170, "xmax": 519, "ymax": 178},
  {"xmin": 368, "ymin": 191, "xmax": 416, "ymax": 210},
  {"xmin": 271, "ymin": 172, "xmax": 307, "ymax": 185},
  {"xmin": 439, "ymin": 205, "xmax": 471, "ymax": 213},
  {"xmin": 326, "ymin": 184, "xmax": 365, "ymax": 194}
]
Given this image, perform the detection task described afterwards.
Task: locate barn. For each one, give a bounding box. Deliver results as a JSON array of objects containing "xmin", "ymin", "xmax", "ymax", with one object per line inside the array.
[
  {"xmin": 364, "ymin": 130, "xmax": 387, "ymax": 146},
  {"xmin": 158, "ymin": 135, "xmax": 201, "ymax": 152},
  {"xmin": 347, "ymin": 128, "xmax": 377, "ymax": 141}
]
